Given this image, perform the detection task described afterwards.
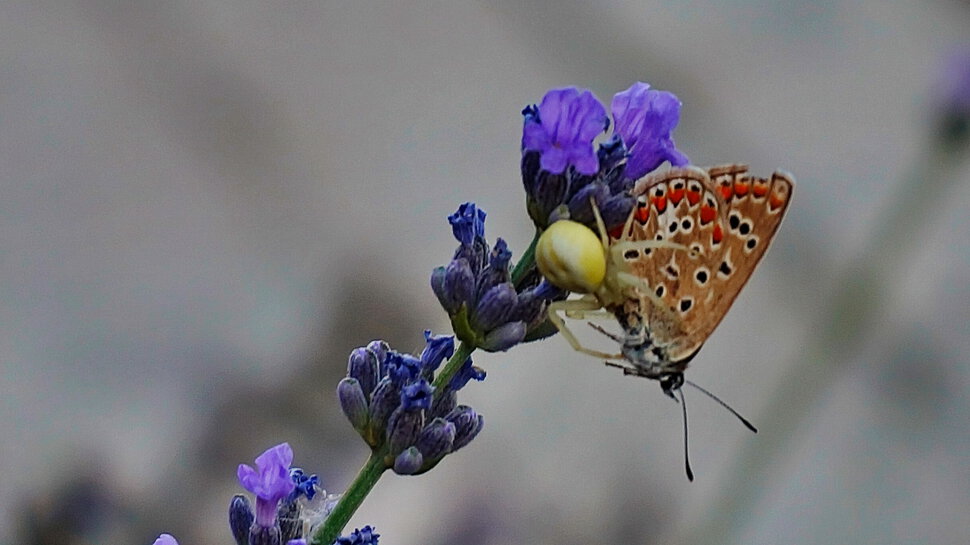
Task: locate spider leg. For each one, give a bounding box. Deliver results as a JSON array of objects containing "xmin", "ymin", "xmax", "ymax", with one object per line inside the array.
[
  {"xmin": 615, "ymin": 271, "xmax": 681, "ymax": 325},
  {"xmin": 609, "ymin": 239, "xmax": 689, "ymax": 263},
  {"xmin": 564, "ymin": 308, "xmax": 615, "ymax": 320},
  {"xmin": 589, "ymin": 197, "xmax": 610, "ymax": 251},
  {"xmin": 548, "ymin": 298, "xmax": 624, "ymax": 360}
]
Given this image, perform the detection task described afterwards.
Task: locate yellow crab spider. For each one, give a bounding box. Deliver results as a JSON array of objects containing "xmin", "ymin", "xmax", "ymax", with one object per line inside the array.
[{"xmin": 535, "ymin": 203, "xmax": 687, "ymax": 359}]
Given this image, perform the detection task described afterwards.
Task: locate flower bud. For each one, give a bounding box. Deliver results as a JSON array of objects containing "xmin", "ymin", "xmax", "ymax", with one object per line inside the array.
[
  {"xmin": 471, "ymin": 283, "xmax": 516, "ymax": 332},
  {"xmin": 368, "ymin": 377, "xmax": 401, "ymax": 439},
  {"xmin": 393, "ymin": 447, "xmax": 423, "ymax": 475},
  {"xmin": 442, "ymin": 258, "xmax": 475, "ymax": 313},
  {"xmin": 229, "ymin": 494, "xmax": 254, "ymax": 545},
  {"xmin": 249, "ymin": 524, "xmax": 281, "ymax": 545},
  {"xmin": 567, "ymin": 181, "xmax": 610, "ymax": 225},
  {"xmin": 277, "ymin": 500, "xmax": 302, "ymax": 544},
  {"xmin": 448, "ymin": 405, "xmax": 485, "ymax": 451},
  {"xmin": 338, "ymin": 378, "xmax": 369, "ymax": 431},
  {"xmin": 347, "ymin": 347, "xmax": 379, "ymax": 398},
  {"xmin": 415, "ymin": 418, "xmax": 456, "ymax": 461},
  {"xmin": 386, "ymin": 407, "xmax": 424, "ymax": 456},
  {"xmin": 480, "ymin": 320, "xmax": 527, "ymax": 352}
]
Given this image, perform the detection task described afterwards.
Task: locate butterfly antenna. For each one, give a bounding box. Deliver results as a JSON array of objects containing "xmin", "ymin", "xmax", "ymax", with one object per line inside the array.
[
  {"xmin": 684, "ymin": 379, "xmax": 758, "ymax": 433},
  {"xmin": 677, "ymin": 387, "xmax": 694, "ymax": 482}
]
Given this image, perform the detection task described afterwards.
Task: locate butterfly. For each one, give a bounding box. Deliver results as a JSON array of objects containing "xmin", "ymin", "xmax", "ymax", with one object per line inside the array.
[{"xmin": 536, "ymin": 163, "xmax": 794, "ymax": 479}]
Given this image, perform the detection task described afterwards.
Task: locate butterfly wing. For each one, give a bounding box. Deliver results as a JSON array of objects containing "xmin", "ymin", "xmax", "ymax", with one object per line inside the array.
[{"xmin": 616, "ymin": 164, "xmax": 794, "ymax": 362}]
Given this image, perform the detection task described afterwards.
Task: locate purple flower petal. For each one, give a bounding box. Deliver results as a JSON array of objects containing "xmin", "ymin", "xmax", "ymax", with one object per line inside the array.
[
  {"xmin": 612, "ymin": 82, "xmax": 689, "ymax": 180},
  {"xmin": 153, "ymin": 535, "xmax": 178, "ymax": 545},
  {"xmin": 237, "ymin": 442, "xmax": 297, "ymax": 527},
  {"xmin": 522, "ymin": 87, "xmax": 608, "ymax": 175}
]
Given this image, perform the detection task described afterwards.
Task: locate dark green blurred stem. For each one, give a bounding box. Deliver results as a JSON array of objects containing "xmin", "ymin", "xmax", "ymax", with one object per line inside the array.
[
  {"xmin": 311, "ymin": 452, "xmax": 387, "ymax": 545},
  {"xmin": 685, "ymin": 131, "xmax": 967, "ymax": 544},
  {"xmin": 511, "ymin": 230, "xmax": 540, "ymax": 288}
]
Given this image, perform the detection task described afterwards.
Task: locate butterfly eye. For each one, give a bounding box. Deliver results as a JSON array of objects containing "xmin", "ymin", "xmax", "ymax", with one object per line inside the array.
[{"xmin": 536, "ymin": 220, "xmax": 607, "ymax": 294}]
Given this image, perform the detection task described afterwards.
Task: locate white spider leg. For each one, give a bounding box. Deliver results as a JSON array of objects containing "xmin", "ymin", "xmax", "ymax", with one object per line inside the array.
[
  {"xmin": 620, "ymin": 204, "xmax": 637, "ymax": 242},
  {"xmin": 616, "ymin": 271, "xmax": 668, "ymax": 313},
  {"xmin": 548, "ymin": 297, "xmax": 624, "ymax": 360},
  {"xmin": 609, "ymin": 239, "xmax": 688, "ymax": 263},
  {"xmin": 589, "ymin": 197, "xmax": 610, "ymax": 251},
  {"xmin": 564, "ymin": 308, "xmax": 615, "ymax": 320}
]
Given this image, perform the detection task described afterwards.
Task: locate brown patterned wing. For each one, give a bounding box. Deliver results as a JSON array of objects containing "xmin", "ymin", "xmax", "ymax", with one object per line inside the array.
[{"xmin": 618, "ymin": 164, "xmax": 794, "ymax": 361}]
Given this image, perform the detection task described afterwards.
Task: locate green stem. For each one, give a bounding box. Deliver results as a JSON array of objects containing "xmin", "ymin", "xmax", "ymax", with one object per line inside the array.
[
  {"xmin": 432, "ymin": 340, "xmax": 476, "ymax": 391},
  {"xmin": 312, "ymin": 230, "xmax": 541, "ymax": 543},
  {"xmin": 511, "ymin": 230, "xmax": 540, "ymax": 288},
  {"xmin": 311, "ymin": 452, "xmax": 387, "ymax": 545}
]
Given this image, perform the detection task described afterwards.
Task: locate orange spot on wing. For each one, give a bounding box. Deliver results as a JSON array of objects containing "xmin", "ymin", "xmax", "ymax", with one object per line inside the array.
[
  {"xmin": 653, "ymin": 196, "xmax": 667, "ymax": 213},
  {"xmin": 719, "ymin": 184, "xmax": 733, "ymax": 200},
  {"xmin": 635, "ymin": 204, "xmax": 649, "ymax": 224},
  {"xmin": 668, "ymin": 188, "xmax": 685, "ymax": 204},
  {"xmin": 752, "ymin": 183, "xmax": 769, "ymax": 197},
  {"xmin": 734, "ymin": 181, "xmax": 749, "ymax": 196},
  {"xmin": 699, "ymin": 205, "xmax": 716, "ymax": 224},
  {"xmin": 609, "ymin": 225, "xmax": 624, "ymax": 239},
  {"xmin": 769, "ymin": 194, "xmax": 785, "ymax": 210},
  {"xmin": 686, "ymin": 190, "xmax": 701, "ymax": 205},
  {"xmin": 712, "ymin": 224, "xmax": 724, "ymax": 244}
]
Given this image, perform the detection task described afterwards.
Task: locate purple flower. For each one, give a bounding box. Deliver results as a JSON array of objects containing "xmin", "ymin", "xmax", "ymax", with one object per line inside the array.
[
  {"xmin": 400, "ymin": 379, "xmax": 434, "ymax": 411},
  {"xmin": 153, "ymin": 535, "xmax": 178, "ymax": 545},
  {"xmin": 519, "ymin": 82, "xmax": 689, "ymax": 230},
  {"xmin": 419, "ymin": 330, "xmax": 454, "ymax": 374},
  {"xmin": 341, "ymin": 338, "xmax": 485, "ymax": 464},
  {"xmin": 448, "ymin": 202, "xmax": 486, "ymax": 246},
  {"xmin": 522, "ymin": 87, "xmax": 609, "ymax": 175},
  {"xmin": 449, "ymin": 357, "xmax": 486, "ymax": 391},
  {"xmin": 611, "ymin": 81, "xmax": 689, "ymax": 180},
  {"xmin": 335, "ymin": 525, "xmax": 380, "ymax": 545},
  {"xmin": 287, "ymin": 540, "xmax": 307, "ymax": 545},
  {"xmin": 237, "ymin": 443, "xmax": 297, "ymax": 527},
  {"xmin": 289, "ymin": 467, "xmax": 319, "ymax": 501}
]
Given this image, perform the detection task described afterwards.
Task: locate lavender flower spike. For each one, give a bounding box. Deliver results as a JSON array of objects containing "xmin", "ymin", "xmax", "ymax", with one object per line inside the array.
[
  {"xmin": 237, "ymin": 442, "xmax": 297, "ymax": 527},
  {"xmin": 153, "ymin": 535, "xmax": 179, "ymax": 545},
  {"xmin": 523, "ymin": 87, "xmax": 609, "ymax": 175},
  {"xmin": 611, "ymin": 82, "xmax": 689, "ymax": 180}
]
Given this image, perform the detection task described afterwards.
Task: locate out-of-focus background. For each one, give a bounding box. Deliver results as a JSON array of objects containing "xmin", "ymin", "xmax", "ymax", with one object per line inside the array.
[{"xmin": 2, "ymin": 1, "xmax": 969, "ymax": 544}]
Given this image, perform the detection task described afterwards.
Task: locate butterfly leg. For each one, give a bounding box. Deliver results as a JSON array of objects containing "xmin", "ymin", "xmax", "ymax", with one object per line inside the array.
[
  {"xmin": 586, "ymin": 321, "xmax": 624, "ymax": 342},
  {"xmin": 548, "ymin": 297, "xmax": 624, "ymax": 360}
]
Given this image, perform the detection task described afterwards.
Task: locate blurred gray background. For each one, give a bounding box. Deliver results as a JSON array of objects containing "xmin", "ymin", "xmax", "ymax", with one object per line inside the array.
[{"xmin": 2, "ymin": 1, "xmax": 969, "ymax": 544}]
